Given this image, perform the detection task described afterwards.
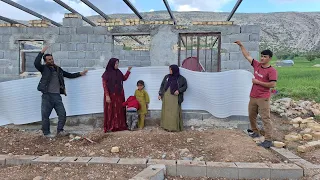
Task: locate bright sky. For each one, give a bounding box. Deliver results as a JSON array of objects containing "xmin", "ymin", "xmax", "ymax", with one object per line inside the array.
[{"xmin": 0, "ymin": 0, "xmax": 319, "ymax": 22}]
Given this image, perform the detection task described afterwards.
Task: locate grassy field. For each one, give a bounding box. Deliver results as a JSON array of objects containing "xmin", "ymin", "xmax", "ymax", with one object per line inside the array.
[{"xmin": 272, "ymin": 57, "xmax": 320, "ymax": 102}]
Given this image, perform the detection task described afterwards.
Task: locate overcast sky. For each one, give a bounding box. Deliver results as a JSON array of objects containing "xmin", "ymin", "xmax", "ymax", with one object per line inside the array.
[{"xmin": 0, "ymin": 0, "xmax": 319, "ymax": 22}]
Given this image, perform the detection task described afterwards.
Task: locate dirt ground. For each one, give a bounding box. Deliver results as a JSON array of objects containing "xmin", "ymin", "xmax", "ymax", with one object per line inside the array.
[
  {"xmin": 0, "ymin": 125, "xmax": 280, "ymax": 163},
  {"xmin": 0, "ymin": 163, "xmax": 143, "ymax": 180},
  {"xmin": 270, "ymin": 113, "xmax": 320, "ymax": 164}
]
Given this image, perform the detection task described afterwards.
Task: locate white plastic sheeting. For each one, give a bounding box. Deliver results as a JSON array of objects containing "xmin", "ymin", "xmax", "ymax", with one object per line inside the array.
[{"xmin": 0, "ymin": 67, "xmax": 253, "ymax": 126}]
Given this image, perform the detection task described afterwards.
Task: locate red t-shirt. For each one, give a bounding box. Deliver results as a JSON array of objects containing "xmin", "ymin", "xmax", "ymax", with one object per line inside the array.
[{"xmin": 250, "ymin": 59, "xmax": 278, "ymax": 98}]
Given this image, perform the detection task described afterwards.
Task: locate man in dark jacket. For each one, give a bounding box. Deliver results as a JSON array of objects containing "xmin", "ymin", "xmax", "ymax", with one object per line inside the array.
[{"xmin": 34, "ymin": 46, "xmax": 88, "ymax": 138}]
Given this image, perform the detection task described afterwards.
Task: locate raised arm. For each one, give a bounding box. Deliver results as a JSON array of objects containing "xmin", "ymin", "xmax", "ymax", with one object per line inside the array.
[
  {"xmin": 34, "ymin": 46, "xmax": 49, "ymax": 72},
  {"xmin": 234, "ymin": 40, "xmax": 253, "ymax": 64},
  {"xmin": 123, "ymin": 66, "xmax": 132, "ymax": 81},
  {"xmin": 62, "ymin": 69, "xmax": 88, "ymax": 79}
]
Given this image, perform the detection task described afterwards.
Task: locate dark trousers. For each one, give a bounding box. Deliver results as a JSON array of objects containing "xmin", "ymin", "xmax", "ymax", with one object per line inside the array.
[
  {"xmin": 126, "ymin": 111, "xmax": 138, "ymax": 130},
  {"xmin": 41, "ymin": 93, "xmax": 66, "ymax": 135}
]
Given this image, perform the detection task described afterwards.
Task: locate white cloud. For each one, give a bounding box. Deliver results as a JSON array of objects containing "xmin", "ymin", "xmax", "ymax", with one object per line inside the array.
[
  {"xmin": 149, "ymin": 9, "xmax": 155, "ymax": 12},
  {"xmin": 169, "ymin": 0, "xmax": 233, "ymax": 12}
]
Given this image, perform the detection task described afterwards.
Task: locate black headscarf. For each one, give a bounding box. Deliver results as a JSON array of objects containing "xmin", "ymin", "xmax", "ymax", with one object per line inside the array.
[
  {"xmin": 164, "ymin": 65, "xmax": 180, "ymax": 95},
  {"xmin": 101, "ymin": 58, "xmax": 124, "ymax": 94}
]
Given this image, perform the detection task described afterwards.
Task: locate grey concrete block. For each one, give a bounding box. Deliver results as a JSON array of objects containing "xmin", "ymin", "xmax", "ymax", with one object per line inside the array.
[
  {"xmin": 228, "ymin": 34, "xmax": 250, "ymax": 43},
  {"xmin": 177, "ymin": 160, "xmax": 206, "ymax": 177},
  {"xmin": 60, "ymin": 60, "xmax": 78, "ymax": 67},
  {"xmin": 269, "ymin": 163, "xmax": 303, "ymax": 180},
  {"xmin": 53, "ymin": 51, "xmax": 69, "ymax": 59},
  {"xmin": 105, "ymin": 35, "xmax": 112, "ymax": 43},
  {"xmin": 94, "ymin": 26, "xmax": 109, "ymax": 35},
  {"xmin": 141, "ymin": 61, "xmax": 151, "ymax": 67},
  {"xmin": 221, "ymin": 35, "xmax": 230, "ymax": 43},
  {"xmin": 61, "ymin": 43, "xmax": 77, "ymax": 51},
  {"xmin": 183, "ymin": 112, "xmax": 203, "ymax": 120},
  {"xmin": 4, "ymin": 67, "xmax": 19, "ymax": 75},
  {"xmin": 221, "ymin": 43, "xmax": 240, "ymax": 52},
  {"xmin": 0, "ymin": 51, "xmax": 4, "ymax": 59},
  {"xmin": 85, "ymin": 51, "xmax": 101, "ymax": 59},
  {"xmin": 202, "ymin": 113, "xmax": 213, "ymax": 120},
  {"xmin": 221, "ymin": 53, "xmax": 229, "ymax": 61},
  {"xmin": 94, "ymin": 43, "xmax": 109, "ymax": 51},
  {"xmin": 0, "ymin": 155, "xmax": 6, "ymax": 165},
  {"xmin": 250, "ymin": 33, "xmax": 260, "ymax": 42},
  {"xmin": 71, "ymin": 34, "xmax": 88, "ymax": 43},
  {"xmin": 77, "ymin": 43, "xmax": 94, "ymax": 51},
  {"xmin": 239, "ymin": 61, "xmax": 253, "ymax": 70},
  {"xmin": 241, "ymin": 25, "xmax": 260, "ymax": 34},
  {"xmin": 135, "ymin": 56, "xmax": 150, "ymax": 61},
  {"xmin": 113, "ymin": 55, "xmax": 125, "ymax": 61},
  {"xmin": 125, "ymin": 55, "xmax": 136, "ymax": 61},
  {"xmin": 4, "ymin": 51, "xmax": 19, "ymax": 60},
  {"xmin": 229, "ymin": 52, "xmax": 246, "ymax": 61},
  {"xmin": 249, "ymin": 51, "xmax": 259, "ymax": 60},
  {"xmin": 69, "ymin": 52, "xmax": 85, "ymax": 59},
  {"xmin": 89, "ymin": 157, "xmax": 120, "ymax": 164},
  {"xmin": 11, "ymin": 27, "xmax": 27, "ymax": 34},
  {"xmin": 59, "ymin": 27, "xmax": 76, "ymax": 35},
  {"xmin": 0, "ymin": 43, "xmax": 10, "ymax": 50},
  {"xmin": 140, "ymin": 51, "xmax": 150, "ymax": 56},
  {"xmin": 6, "ymin": 155, "xmax": 37, "ymax": 165},
  {"xmin": 49, "ymin": 44, "xmax": 61, "ymax": 52},
  {"xmin": 242, "ymin": 42, "xmax": 260, "ymax": 51},
  {"xmin": 1, "ymin": 35, "xmax": 11, "ymax": 42},
  {"xmin": 78, "ymin": 59, "xmax": 96, "ymax": 67},
  {"xmin": 76, "ymin": 26, "xmax": 94, "ymax": 34},
  {"xmin": 270, "ymin": 147, "xmax": 301, "ymax": 160},
  {"xmin": 60, "ymin": 157, "xmax": 92, "ymax": 164},
  {"xmin": 147, "ymin": 159, "xmax": 176, "ymax": 176},
  {"xmin": 118, "ymin": 60, "xmax": 130, "ymax": 67},
  {"xmin": 131, "ymin": 164, "xmax": 166, "ymax": 180},
  {"xmin": 129, "ymin": 60, "xmax": 141, "ymax": 67},
  {"xmin": 0, "ymin": 27, "xmax": 11, "ymax": 34},
  {"xmin": 88, "ymin": 35, "xmax": 104, "ymax": 43},
  {"xmin": 221, "ymin": 61, "xmax": 240, "ymax": 70},
  {"xmin": 27, "ymin": 27, "xmax": 59, "ymax": 34},
  {"xmin": 33, "ymin": 156, "xmax": 65, "ymax": 163},
  {"xmin": 55, "ymin": 35, "xmax": 71, "ymax": 43},
  {"xmin": 236, "ymin": 162, "xmax": 270, "ymax": 179},
  {"xmin": 117, "ymin": 158, "xmax": 148, "ymax": 168},
  {"xmin": 206, "ymin": 162, "xmax": 238, "ymax": 179},
  {"xmin": 63, "ymin": 18, "xmax": 83, "ymax": 27}
]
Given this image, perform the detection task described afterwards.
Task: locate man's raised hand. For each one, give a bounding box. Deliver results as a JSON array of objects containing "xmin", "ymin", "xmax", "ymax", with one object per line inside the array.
[{"xmin": 41, "ymin": 46, "xmax": 49, "ymax": 53}]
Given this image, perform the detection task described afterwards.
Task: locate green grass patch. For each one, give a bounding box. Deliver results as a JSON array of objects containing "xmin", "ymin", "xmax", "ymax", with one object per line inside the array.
[{"xmin": 272, "ymin": 57, "xmax": 320, "ymax": 102}]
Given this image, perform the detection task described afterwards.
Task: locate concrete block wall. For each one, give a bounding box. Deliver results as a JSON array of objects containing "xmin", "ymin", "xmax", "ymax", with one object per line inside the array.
[{"xmin": 0, "ymin": 17, "xmax": 260, "ymax": 82}]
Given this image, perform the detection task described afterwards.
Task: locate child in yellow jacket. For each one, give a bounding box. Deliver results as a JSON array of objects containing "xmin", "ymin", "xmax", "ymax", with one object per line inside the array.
[{"xmin": 134, "ymin": 80, "xmax": 150, "ymax": 129}]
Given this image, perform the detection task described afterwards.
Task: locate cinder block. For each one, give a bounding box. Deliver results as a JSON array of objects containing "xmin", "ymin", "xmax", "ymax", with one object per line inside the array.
[
  {"xmin": 206, "ymin": 162, "xmax": 238, "ymax": 179},
  {"xmin": 63, "ymin": 18, "xmax": 83, "ymax": 27},
  {"xmin": 71, "ymin": 34, "xmax": 88, "ymax": 43},
  {"xmin": 221, "ymin": 53, "xmax": 229, "ymax": 61},
  {"xmin": 221, "ymin": 61, "xmax": 240, "ymax": 70},
  {"xmin": 11, "ymin": 27, "xmax": 28, "ymax": 34},
  {"xmin": 147, "ymin": 159, "xmax": 176, "ymax": 176},
  {"xmin": 140, "ymin": 61, "xmax": 151, "ymax": 67},
  {"xmin": 239, "ymin": 62, "xmax": 253, "ymax": 70},
  {"xmin": 94, "ymin": 43, "xmax": 109, "ymax": 51},
  {"xmin": 124, "ymin": 55, "xmax": 135, "ymax": 61},
  {"xmin": 49, "ymin": 44, "xmax": 61, "ymax": 52},
  {"xmin": 4, "ymin": 51, "xmax": 19, "ymax": 60},
  {"xmin": 78, "ymin": 59, "xmax": 96, "ymax": 67},
  {"xmin": 60, "ymin": 59, "xmax": 78, "ymax": 67},
  {"xmin": 177, "ymin": 160, "xmax": 206, "ymax": 177},
  {"xmin": 6, "ymin": 155, "xmax": 37, "ymax": 165},
  {"xmin": 229, "ymin": 52, "xmax": 246, "ymax": 61},
  {"xmin": 0, "ymin": 155, "xmax": 6, "ymax": 165},
  {"xmin": 76, "ymin": 26, "xmax": 93, "ymax": 34},
  {"xmin": 241, "ymin": 25, "xmax": 260, "ymax": 34},
  {"xmin": 131, "ymin": 164, "xmax": 166, "ymax": 180},
  {"xmin": 33, "ymin": 156, "xmax": 65, "ymax": 163},
  {"xmin": 77, "ymin": 43, "xmax": 94, "ymax": 51},
  {"xmin": 221, "ymin": 35, "xmax": 230, "ymax": 43},
  {"xmin": 236, "ymin": 162, "xmax": 270, "ymax": 179},
  {"xmin": 94, "ymin": 27, "xmax": 109, "ymax": 35},
  {"xmin": 0, "ymin": 51, "xmax": 4, "ymax": 59},
  {"xmin": 135, "ymin": 56, "xmax": 150, "ymax": 61},
  {"xmin": 88, "ymin": 35, "xmax": 104, "ymax": 43},
  {"xmin": 104, "ymin": 35, "xmax": 112, "ymax": 43},
  {"xmin": 88, "ymin": 157, "xmax": 119, "ymax": 164},
  {"xmin": 61, "ymin": 43, "xmax": 77, "ymax": 51},
  {"xmin": 117, "ymin": 158, "xmax": 147, "ymax": 168},
  {"xmin": 27, "ymin": 27, "xmax": 59, "ymax": 34},
  {"xmin": 249, "ymin": 51, "xmax": 259, "ymax": 60},
  {"xmin": 140, "ymin": 51, "xmax": 150, "ymax": 56},
  {"xmin": 5, "ymin": 66, "xmax": 19, "ymax": 75},
  {"xmin": 228, "ymin": 34, "xmax": 250, "ymax": 43},
  {"xmin": 59, "ymin": 27, "xmax": 76, "ymax": 35},
  {"xmin": 221, "ymin": 43, "xmax": 240, "ymax": 52},
  {"xmin": 270, "ymin": 147, "xmax": 301, "ymax": 160},
  {"xmin": 1, "ymin": 35, "xmax": 11, "ymax": 42},
  {"xmin": 0, "ymin": 27, "xmax": 12, "ymax": 34},
  {"xmin": 269, "ymin": 163, "xmax": 303, "ymax": 179},
  {"xmin": 249, "ymin": 33, "xmax": 260, "ymax": 42},
  {"xmin": 241, "ymin": 42, "xmax": 259, "ymax": 51},
  {"xmin": 68, "ymin": 52, "xmax": 85, "ymax": 59},
  {"xmin": 85, "ymin": 52, "xmax": 101, "ymax": 59},
  {"xmin": 55, "ymin": 35, "xmax": 72, "ymax": 43},
  {"xmin": 202, "ymin": 113, "xmax": 213, "ymax": 120},
  {"xmin": 226, "ymin": 25, "xmax": 241, "ymax": 35},
  {"xmin": 182, "ymin": 112, "xmax": 202, "ymax": 120},
  {"xmin": 53, "ymin": 51, "xmax": 69, "ymax": 59},
  {"xmin": 60, "ymin": 157, "xmax": 92, "ymax": 164}
]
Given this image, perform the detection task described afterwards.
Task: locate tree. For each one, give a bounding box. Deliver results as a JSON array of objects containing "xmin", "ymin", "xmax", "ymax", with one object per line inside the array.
[{"xmin": 306, "ymin": 54, "xmax": 316, "ymax": 62}]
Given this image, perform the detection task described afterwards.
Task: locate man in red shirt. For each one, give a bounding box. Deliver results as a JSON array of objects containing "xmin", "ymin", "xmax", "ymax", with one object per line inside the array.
[{"xmin": 235, "ymin": 40, "xmax": 278, "ymax": 148}]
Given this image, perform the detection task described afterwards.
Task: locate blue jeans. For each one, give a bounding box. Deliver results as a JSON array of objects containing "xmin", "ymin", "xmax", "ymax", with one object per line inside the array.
[{"xmin": 41, "ymin": 93, "xmax": 66, "ymax": 135}]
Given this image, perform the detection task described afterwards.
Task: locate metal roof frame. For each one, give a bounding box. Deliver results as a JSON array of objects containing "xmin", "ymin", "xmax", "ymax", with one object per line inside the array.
[
  {"xmin": 163, "ymin": 0, "xmax": 176, "ymax": 25},
  {"xmin": 123, "ymin": 0, "xmax": 143, "ymax": 19},
  {"xmin": 79, "ymin": 0, "xmax": 110, "ymax": 21},
  {"xmin": 0, "ymin": 0, "xmax": 62, "ymax": 26}
]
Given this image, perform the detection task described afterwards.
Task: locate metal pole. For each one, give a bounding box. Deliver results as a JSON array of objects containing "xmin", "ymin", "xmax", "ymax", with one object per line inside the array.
[
  {"xmin": 79, "ymin": 0, "xmax": 110, "ymax": 20},
  {"xmin": 0, "ymin": 0, "xmax": 62, "ymax": 26},
  {"xmin": 123, "ymin": 0, "xmax": 143, "ymax": 19},
  {"xmin": 163, "ymin": 0, "xmax": 176, "ymax": 25}
]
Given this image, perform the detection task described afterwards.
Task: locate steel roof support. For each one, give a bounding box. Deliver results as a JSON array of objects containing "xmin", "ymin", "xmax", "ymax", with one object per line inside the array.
[
  {"xmin": 123, "ymin": 0, "xmax": 143, "ymax": 19},
  {"xmin": 163, "ymin": 0, "xmax": 176, "ymax": 25}
]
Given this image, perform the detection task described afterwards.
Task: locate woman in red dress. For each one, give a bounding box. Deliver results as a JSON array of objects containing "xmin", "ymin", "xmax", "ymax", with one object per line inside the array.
[{"xmin": 102, "ymin": 58, "xmax": 132, "ymax": 132}]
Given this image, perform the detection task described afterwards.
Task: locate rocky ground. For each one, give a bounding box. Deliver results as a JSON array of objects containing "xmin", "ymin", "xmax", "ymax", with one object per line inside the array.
[
  {"xmin": 0, "ymin": 126, "xmax": 280, "ymax": 163},
  {"xmin": 0, "ymin": 164, "xmax": 143, "ymax": 180}
]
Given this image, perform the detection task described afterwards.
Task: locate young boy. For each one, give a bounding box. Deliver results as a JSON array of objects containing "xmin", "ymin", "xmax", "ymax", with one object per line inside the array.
[
  {"xmin": 123, "ymin": 96, "xmax": 140, "ymax": 130},
  {"xmin": 234, "ymin": 40, "xmax": 278, "ymax": 148},
  {"xmin": 134, "ymin": 80, "xmax": 150, "ymax": 129}
]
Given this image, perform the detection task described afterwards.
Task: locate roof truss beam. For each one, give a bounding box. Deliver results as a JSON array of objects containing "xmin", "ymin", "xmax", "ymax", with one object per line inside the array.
[
  {"xmin": 123, "ymin": 0, "xmax": 143, "ymax": 19},
  {"xmin": 163, "ymin": 0, "xmax": 176, "ymax": 25}
]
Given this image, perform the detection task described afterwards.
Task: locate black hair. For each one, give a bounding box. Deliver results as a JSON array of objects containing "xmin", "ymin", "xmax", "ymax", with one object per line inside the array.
[
  {"xmin": 43, "ymin": 54, "xmax": 53, "ymax": 62},
  {"xmin": 137, "ymin": 80, "xmax": 145, "ymax": 86},
  {"xmin": 261, "ymin": 50, "xmax": 273, "ymax": 58}
]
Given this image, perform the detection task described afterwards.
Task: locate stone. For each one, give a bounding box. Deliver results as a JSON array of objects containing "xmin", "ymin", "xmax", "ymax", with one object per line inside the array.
[
  {"xmin": 269, "ymin": 163, "xmax": 303, "ymax": 180},
  {"xmin": 118, "ymin": 158, "xmax": 147, "ymax": 168},
  {"xmin": 64, "ymin": 143, "xmax": 71, "ymax": 147},
  {"xmin": 147, "ymin": 159, "xmax": 177, "ymax": 176},
  {"xmin": 291, "ymin": 117, "xmax": 303, "ymax": 124},
  {"xmin": 273, "ymin": 141, "xmax": 286, "ymax": 148},
  {"xmin": 53, "ymin": 167, "xmax": 61, "ymax": 172},
  {"xmin": 0, "ymin": 155, "xmax": 6, "ymax": 166},
  {"xmin": 311, "ymin": 125, "xmax": 320, "ymax": 132},
  {"xmin": 236, "ymin": 162, "xmax": 270, "ymax": 179},
  {"xmin": 206, "ymin": 162, "xmax": 238, "ymax": 179},
  {"xmin": 88, "ymin": 157, "xmax": 119, "ymax": 164},
  {"xmin": 313, "ymin": 132, "xmax": 320, "ymax": 140},
  {"xmin": 89, "ymin": 152, "xmax": 95, "ymax": 156},
  {"xmin": 111, "ymin": 146, "xmax": 120, "ymax": 153},
  {"xmin": 285, "ymin": 134, "xmax": 302, "ymax": 141},
  {"xmin": 297, "ymin": 140, "xmax": 320, "ymax": 153},
  {"xmin": 33, "ymin": 176, "xmax": 43, "ymax": 180},
  {"xmin": 178, "ymin": 148, "xmax": 190, "ymax": 156},
  {"xmin": 303, "ymin": 134, "xmax": 313, "ymax": 141},
  {"xmin": 176, "ymin": 160, "xmax": 206, "ymax": 177},
  {"xmin": 293, "ymin": 124, "xmax": 300, "ymax": 128},
  {"xmin": 186, "ymin": 138, "xmax": 194, "ymax": 143}
]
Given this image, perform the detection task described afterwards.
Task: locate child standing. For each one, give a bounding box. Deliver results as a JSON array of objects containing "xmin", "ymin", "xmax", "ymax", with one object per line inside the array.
[
  {"xmin": 135, "ymin": 80, "xmax": 150, "ymax": 129},
  {"xmin": 122, "ymin": 96, "xmax": 140, "ymax": 130}
]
